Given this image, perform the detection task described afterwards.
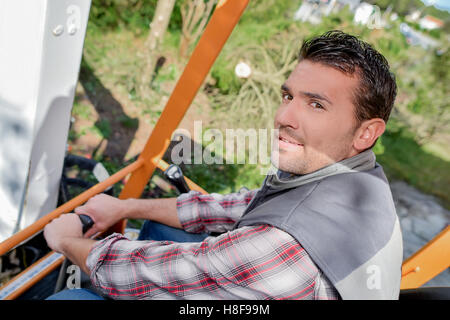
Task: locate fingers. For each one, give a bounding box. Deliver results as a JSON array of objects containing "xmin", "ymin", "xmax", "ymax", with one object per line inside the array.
[
  {"xmin": 44, "ymin": 214, "xmax": 84, "ymax": 252},
  {"xmin": 74, "ymin": 206, "xmax": 86, "ymax": 215},
  {"xmin": 73, "ymin": 193, "xmax": 108, "ymax": 215},
  {"xmin": 84, "ymin": 227, "xmax": 98, "ymax": 239},
  {"xmin": 72, "ymin": 193, "xmax": 119, "ymax": 238}
]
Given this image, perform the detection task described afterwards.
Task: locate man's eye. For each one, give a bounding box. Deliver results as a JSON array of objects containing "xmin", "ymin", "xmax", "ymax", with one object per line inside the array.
[
  {"xmin": 310, "ymin": 101, "xmax": 324, "ymax": 109},
  {"xmin": 281, "ymin": 93, "xmax": 292, "ymax": 101}
]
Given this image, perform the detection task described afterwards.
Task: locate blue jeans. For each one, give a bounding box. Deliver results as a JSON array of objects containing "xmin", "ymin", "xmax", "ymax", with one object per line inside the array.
[
  {"xmin": 137, "ymin": 220, "xmax": 209, "ymax": 242},
  {"xmin": 46, "ymin": 221, "xmax": 209, "ymax": 300}
]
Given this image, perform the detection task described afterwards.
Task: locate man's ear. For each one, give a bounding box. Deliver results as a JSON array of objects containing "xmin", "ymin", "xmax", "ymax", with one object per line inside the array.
[{"xmin": 353, "ymin": 119, "xmax": 386, "ymax": 151}]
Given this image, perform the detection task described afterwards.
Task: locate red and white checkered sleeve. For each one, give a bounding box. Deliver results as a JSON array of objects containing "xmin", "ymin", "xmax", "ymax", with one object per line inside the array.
[
  {"xmin": 86, "ymin": 226, "xmax": 339, "ymax": 300},
  {"xmin": 176, "ymin": 189, "xmax": 258, "ymax": 234}
]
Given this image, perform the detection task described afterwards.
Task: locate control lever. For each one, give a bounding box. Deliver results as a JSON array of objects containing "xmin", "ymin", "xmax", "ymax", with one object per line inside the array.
[
  {"xmin": 163, "ymin": 164, "xmax": 191, "ymax": 194},
  {"xmin": 78, "ymin": 214, "xmax": 94, "ymax": 234}
]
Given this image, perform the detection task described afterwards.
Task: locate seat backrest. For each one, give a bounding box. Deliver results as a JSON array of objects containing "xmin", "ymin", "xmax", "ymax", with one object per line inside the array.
[{"xmin": 399, "ymin": 287, "xmax": 450, "ymax": 300}]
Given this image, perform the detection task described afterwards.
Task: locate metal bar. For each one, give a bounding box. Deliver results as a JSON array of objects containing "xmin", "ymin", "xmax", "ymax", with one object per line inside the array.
[{"xmin": 400, "ymin": 225, "xmax": 450, "ymax": 289}]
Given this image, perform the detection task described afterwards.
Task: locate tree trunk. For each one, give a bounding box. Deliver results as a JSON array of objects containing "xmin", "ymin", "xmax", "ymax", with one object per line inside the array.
[{"xmin": 139, "ymin": 0, "xmax": 176, "ymax": 98}]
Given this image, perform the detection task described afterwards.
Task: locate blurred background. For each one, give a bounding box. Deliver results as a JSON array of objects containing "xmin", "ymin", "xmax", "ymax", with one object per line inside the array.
[{"xmin": 67, "ymin": 0, "xmax": 449, "ymax": 285}]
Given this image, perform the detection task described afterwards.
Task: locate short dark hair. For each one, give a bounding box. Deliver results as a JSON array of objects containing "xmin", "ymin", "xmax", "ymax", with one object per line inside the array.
[{"xmin": 298, "ymin": 30, "xmax": 397, "ymax": 127}]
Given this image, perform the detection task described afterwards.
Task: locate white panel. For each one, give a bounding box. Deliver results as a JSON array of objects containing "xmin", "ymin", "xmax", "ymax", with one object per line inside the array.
[
  {"xmin": 0, "ymin": 0, "xmax": 47, "ymax": 241},
  {"xmin": 23, "ymin": 0, "xmax": 91, "ymax": 231},
  {"xmin": 0, "ymin": 0, "xmax": 91, "ymax": 241}
]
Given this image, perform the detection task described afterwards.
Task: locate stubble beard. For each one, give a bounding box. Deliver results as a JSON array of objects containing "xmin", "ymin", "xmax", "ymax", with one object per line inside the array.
[
  {"xmin": 271, "ymin": 148, "xmax": 310, "ymax": 175},
  {"xmin": 271, "ymin": 135, "xmax": 355, "ymax": 176}
]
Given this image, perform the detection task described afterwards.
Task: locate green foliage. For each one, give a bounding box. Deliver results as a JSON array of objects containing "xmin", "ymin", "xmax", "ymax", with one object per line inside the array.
[
  {"xmin": 209, "ymin": 0, "xmax": 296, "ymax": 95},
  {"xmin": 210, "ymin": 59, "xmax": 241, "ymax": 94},
  {"xmin": 118, "ymin": 115, "xmax": 139, "ymax": 129},
  {"xmin": 239, "ymin": 0, "xmax": 297, "ymax": 25},
  {"xmin": 72, "ymin": 102, "xmax": 92, "ymax": 120},
  {"xmin": 407, "ymin": 88, "xmax": 427, "ymax": 114},
  {"xmin": 177, "ymin": 152, "xmax": 266, "ymax": 194},
  {"xmin": 68, "ymin": 128, "xmax": 81, "ymax": 141},
  {"xmin": 372, "ymin": 136, "xmax": 385, "ymax": 155},
  {"xmin": 88, "ymin": 0, "xmax": 183, "ymax": 32},
  {"xmin": 93, "ymin": 119, "xmax": 112, "ymax": 139},
  {"xmin": 89, "ymin": 0, "xmax": 154, "ymax": 30}
]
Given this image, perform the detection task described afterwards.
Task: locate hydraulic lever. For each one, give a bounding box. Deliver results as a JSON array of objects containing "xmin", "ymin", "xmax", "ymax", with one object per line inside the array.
[{"xmin": 163, "ymin": 164, "xmax": 191, "ymax": 194}]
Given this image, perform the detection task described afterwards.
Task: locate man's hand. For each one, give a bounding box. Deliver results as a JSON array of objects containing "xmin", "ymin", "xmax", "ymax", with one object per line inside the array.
[
  {"xmin": 44, "ymin": 214, "xmax": 97, "ymax": 275},
  {"xmin": 74, "ymin": 194, "xmax": 181, "ymax": 236},
  {"xmin": 44, "ymin": 214, "xmax": 83, "ymax": 253},
  {"xmin": 74, "ymin": 193, "xmax": 129, "ymax": 238}
]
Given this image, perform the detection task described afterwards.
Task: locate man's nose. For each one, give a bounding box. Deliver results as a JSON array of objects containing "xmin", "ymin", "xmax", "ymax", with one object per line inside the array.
[{"xmin": 275, "ymin": 101, "xmax": 299, "ymax": 129}]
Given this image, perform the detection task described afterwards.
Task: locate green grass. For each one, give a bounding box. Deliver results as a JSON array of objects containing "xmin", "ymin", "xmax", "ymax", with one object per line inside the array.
[
  {"xmin": 72, "ymin": 102, "xmax": 92, "ymax": 120},
  {"xmin": 93, "ymin": 119, "xmax": 112, "ymax": 139},
  {"xmin": 376, "ymin": 120, "xmax": 450, "ymax": 209},
  {"xmin": 118, "ymin": 115, "xmax": 139, "ymax": 129}
]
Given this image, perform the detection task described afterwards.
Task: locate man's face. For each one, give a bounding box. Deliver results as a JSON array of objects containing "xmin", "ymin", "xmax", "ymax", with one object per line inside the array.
[{"xmin": 272, "ymin": 59, "xmax": 361, "ymax": 175}]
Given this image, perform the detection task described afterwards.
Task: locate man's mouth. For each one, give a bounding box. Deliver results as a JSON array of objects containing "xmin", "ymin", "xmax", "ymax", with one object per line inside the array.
[{"xmin": 278, "ymin": 134, "xmax": 304, "ymax": 148}]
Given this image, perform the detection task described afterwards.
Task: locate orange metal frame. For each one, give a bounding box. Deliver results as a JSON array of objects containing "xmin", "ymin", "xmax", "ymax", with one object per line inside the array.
[
  {"xmin": 400, "ymin": 225, "xmax": 450, "ymax": 289},
  {"xmin": 0, "ymin": 0, "xmax": 448, "ymax": 299}
]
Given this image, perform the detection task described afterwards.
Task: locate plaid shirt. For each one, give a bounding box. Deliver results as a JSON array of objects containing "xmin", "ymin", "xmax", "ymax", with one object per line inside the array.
[{"xmin": 86, "ymin": 190, "xmax": 340, "ymax": 300}]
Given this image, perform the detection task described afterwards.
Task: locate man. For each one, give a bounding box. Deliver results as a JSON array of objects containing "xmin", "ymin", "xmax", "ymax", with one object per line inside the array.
[{"xmin": 44, "ymin": 30, "xmax": 402, "ymax": 300}]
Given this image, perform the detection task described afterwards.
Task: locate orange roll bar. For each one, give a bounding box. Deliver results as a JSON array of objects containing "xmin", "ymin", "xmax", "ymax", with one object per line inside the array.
[{"xmin": 400, "ymin": 225, "xmax": 450, "ymax": 289}]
